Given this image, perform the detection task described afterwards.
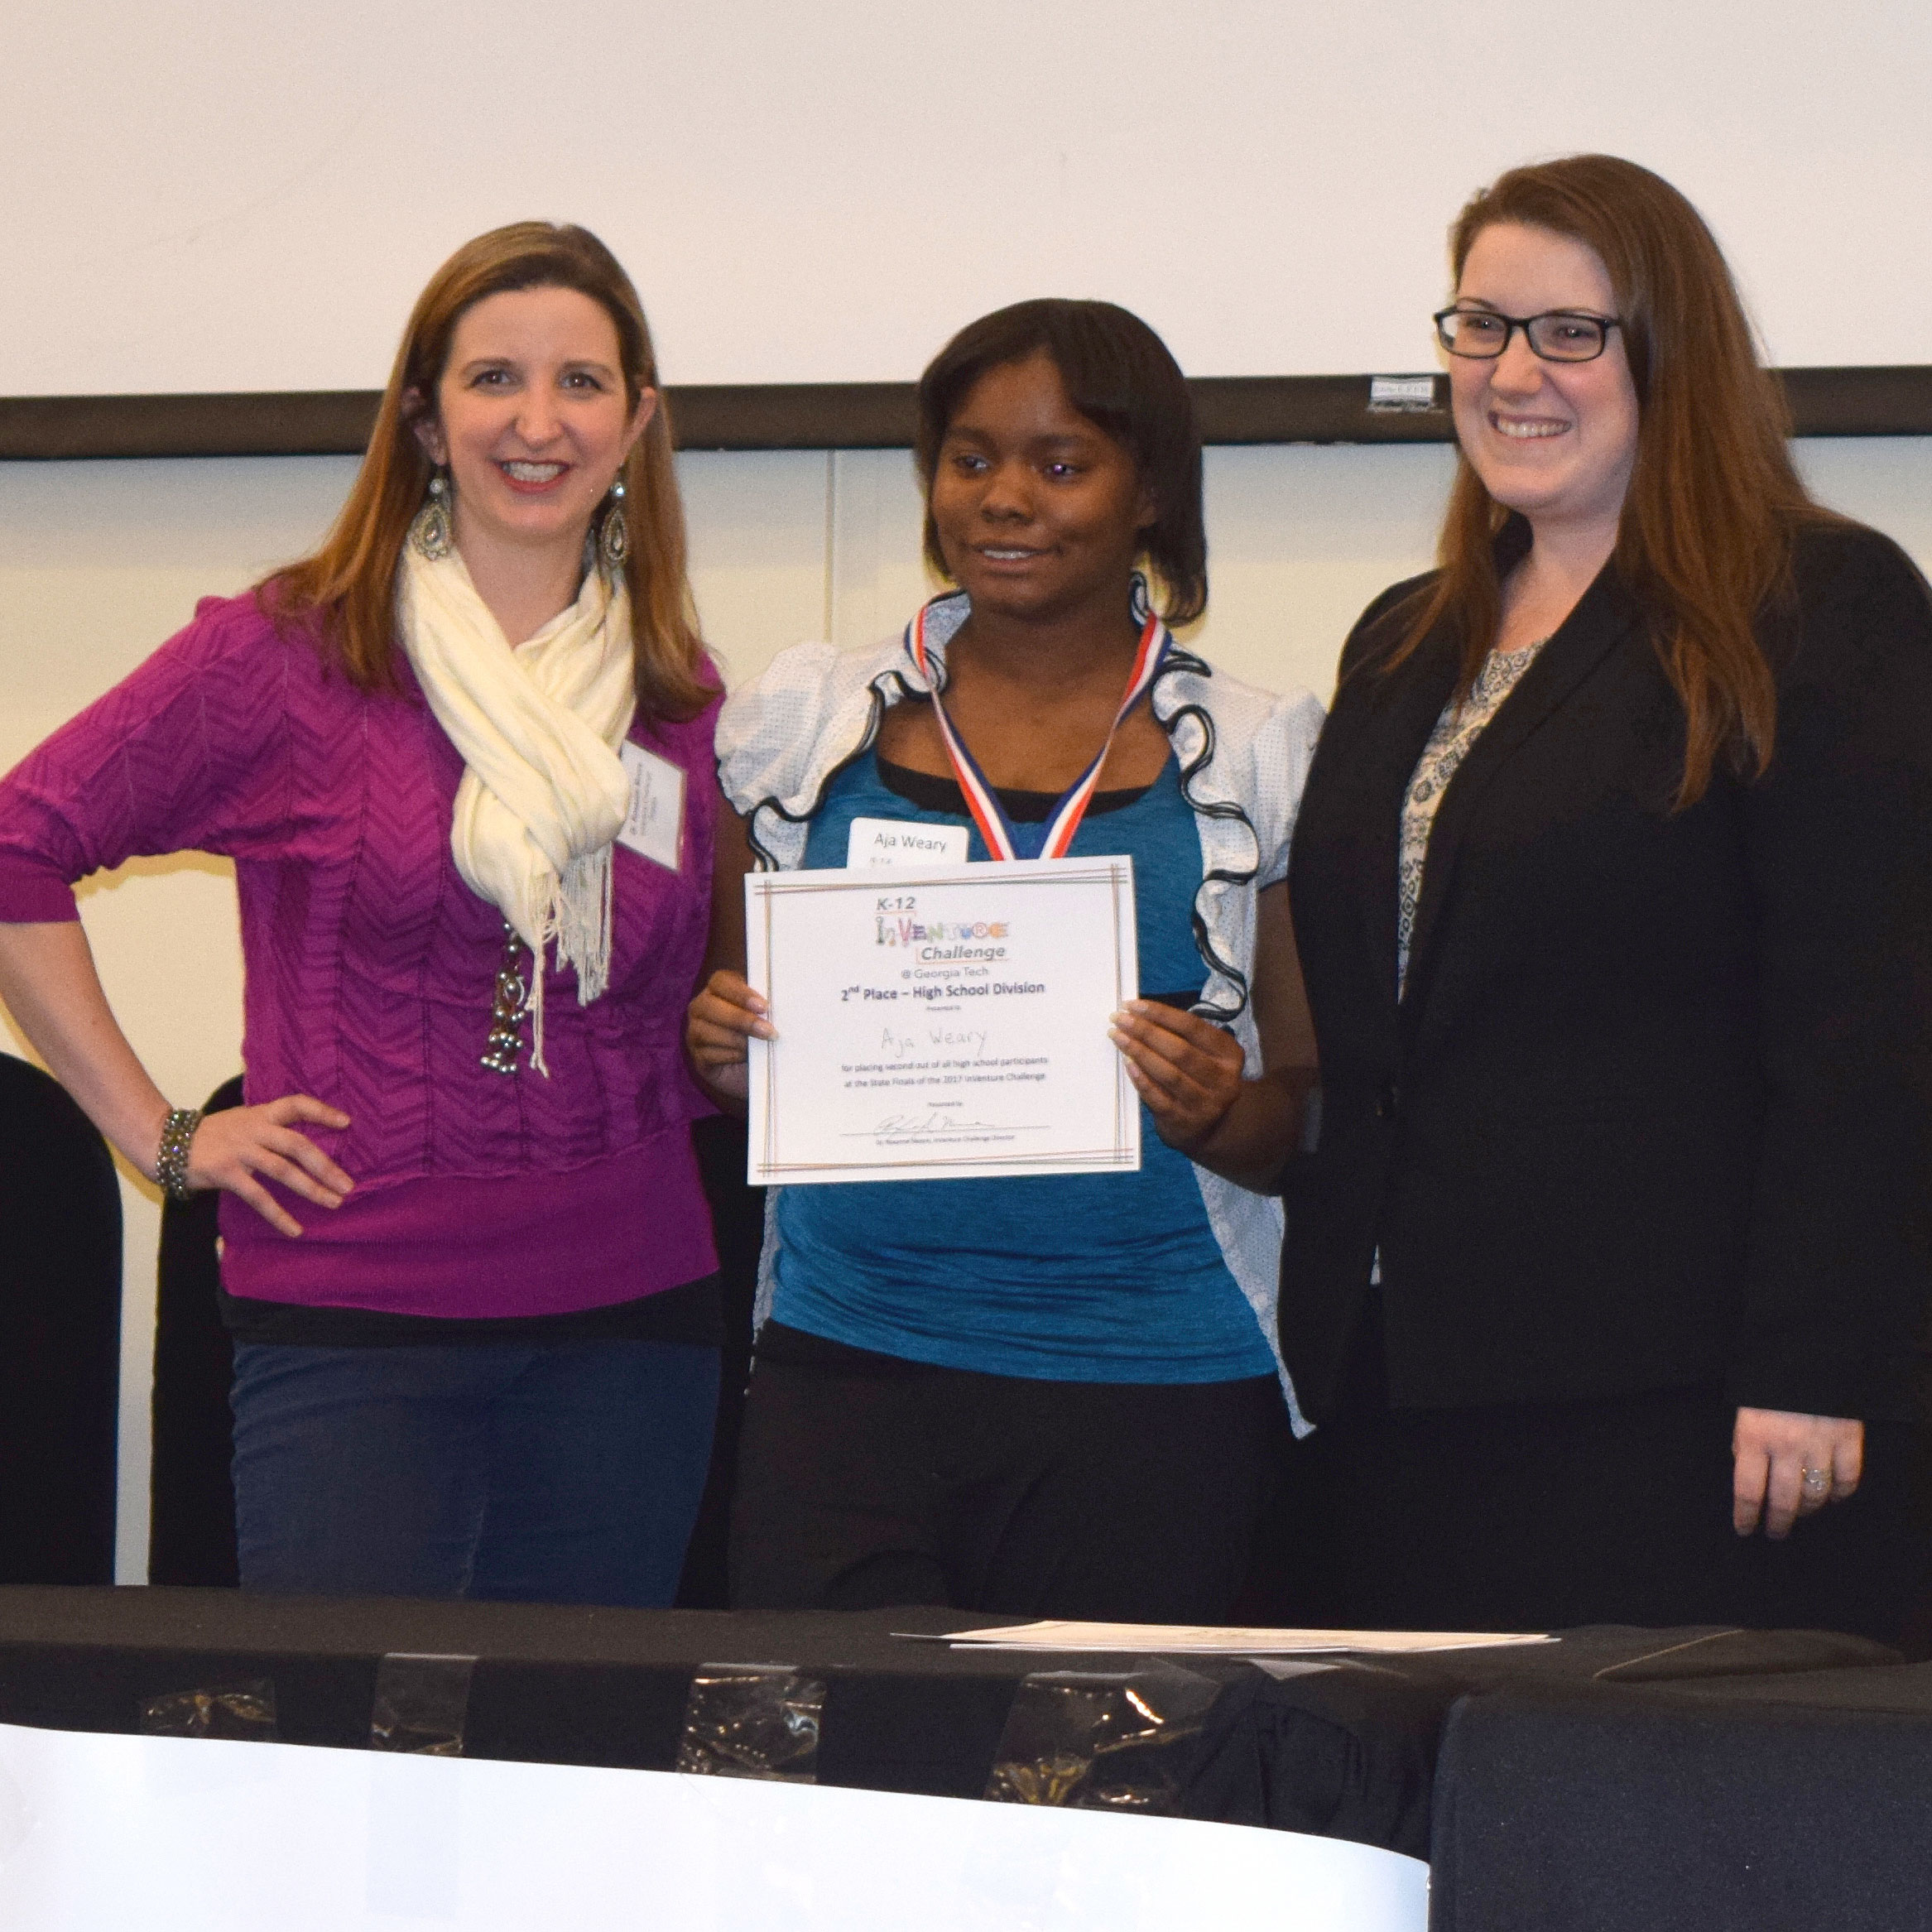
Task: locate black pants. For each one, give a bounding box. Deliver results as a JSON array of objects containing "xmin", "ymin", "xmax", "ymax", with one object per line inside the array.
[
  {"xmin": 729, "ymin": 1324, "xmax": 1286, "ymax": 1620},
  {"xmin": 1254, "ymin": 1382, "xmax": 1932, "ymax": 1645}
]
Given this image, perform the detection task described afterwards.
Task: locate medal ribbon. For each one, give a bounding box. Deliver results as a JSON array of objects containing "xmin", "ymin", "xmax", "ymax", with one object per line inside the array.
[{"xmin": 904, "ymin": 589, "xmax": 1171, "ymax": 863}]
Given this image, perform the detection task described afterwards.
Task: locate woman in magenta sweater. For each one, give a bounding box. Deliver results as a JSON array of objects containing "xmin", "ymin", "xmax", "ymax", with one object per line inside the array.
[{"xmin": 0, "ymin": 223, "xmax": 723, "ymax": 1604}]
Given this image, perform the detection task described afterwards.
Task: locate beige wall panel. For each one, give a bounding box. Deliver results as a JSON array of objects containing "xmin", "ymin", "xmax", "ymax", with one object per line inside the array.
[
  {"xmin": 679, "ymin": 450, "xmax": 833, "ymax": 687},
  {"xmin": 1796, "ymin": 439, "xmax": 1932, "ymax": 565},
  {"xmin": 828, "ymin": 449, "xmax": 936, "ymax": 650},
  {"xmin": 1195, "ymin": 444, "xmax": 1460, "ymax": 705}
]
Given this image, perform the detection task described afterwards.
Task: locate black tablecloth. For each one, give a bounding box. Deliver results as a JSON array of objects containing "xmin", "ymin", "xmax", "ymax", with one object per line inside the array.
[
  {"xmin": 0, "ymin": 1586, "xmax": 1896, "ymax": 1872},
  {"xmin": 1433, "ymin": 1658, "xmax": 1932, "ymax": 1931}
]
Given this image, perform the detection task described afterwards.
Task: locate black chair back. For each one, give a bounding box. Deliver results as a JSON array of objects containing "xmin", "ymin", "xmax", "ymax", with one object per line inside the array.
[
  {"xmin": 675, "ymin": 1113, "xmax": 765, "ymax": 1608},
  {"xmin": 148, "ymin": 1074, "xmax": 243, "ymax": 1587},
  {"xmin": 0, "ymin": 1052, "xmax": 121, "ymax": 1583}
]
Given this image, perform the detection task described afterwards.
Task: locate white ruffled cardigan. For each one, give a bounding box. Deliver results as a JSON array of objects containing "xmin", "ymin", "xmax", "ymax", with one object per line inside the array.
[{"xmin": 715, "ymin": 616, "xmax": 1325, "ymax": 1426}]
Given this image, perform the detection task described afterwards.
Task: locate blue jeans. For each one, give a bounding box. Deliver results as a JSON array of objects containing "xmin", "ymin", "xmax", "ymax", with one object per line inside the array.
[{"xmin": 230, "ymin": 1340, "xmax": 720, "ymax": 1606}]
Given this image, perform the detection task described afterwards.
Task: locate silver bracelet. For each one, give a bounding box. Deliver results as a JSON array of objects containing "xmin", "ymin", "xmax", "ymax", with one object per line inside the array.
[{"xmin": 154, "ymin": 1106, "xmax": 204, "ymax": 1203}]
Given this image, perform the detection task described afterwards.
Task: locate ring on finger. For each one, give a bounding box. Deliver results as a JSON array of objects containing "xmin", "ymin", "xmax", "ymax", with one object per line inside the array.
[{"xmin": 1800, "ymin": 1465, "xmax": 1832, "ymax": 1500}]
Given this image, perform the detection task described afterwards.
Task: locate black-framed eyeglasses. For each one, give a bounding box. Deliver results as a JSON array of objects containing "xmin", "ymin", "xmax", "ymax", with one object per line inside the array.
[{"xmin": 1433, "ymin": 306, "xmax": 1622, "ymax": 363}]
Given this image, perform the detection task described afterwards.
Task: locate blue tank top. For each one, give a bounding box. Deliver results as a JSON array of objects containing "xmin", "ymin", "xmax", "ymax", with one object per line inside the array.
[{"xmin": 770, "ymin": 747, "xmax": 1275, "ymax": 1383}]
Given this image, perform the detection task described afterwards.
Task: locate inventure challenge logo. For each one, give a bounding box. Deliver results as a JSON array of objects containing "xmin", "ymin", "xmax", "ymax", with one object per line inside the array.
[
  {"xmin": 873, "ymin": 910, "xmax": 1012, "ymax": 964},
  {"xmin": 873, "ymin": 916, "xmax": 1008, "ymax": 945}
]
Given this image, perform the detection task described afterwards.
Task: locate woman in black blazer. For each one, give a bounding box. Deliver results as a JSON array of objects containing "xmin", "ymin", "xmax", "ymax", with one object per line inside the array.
[{"xmin": 1277, "ymin": 154, "xmax": 1932, "ymax": 1641}]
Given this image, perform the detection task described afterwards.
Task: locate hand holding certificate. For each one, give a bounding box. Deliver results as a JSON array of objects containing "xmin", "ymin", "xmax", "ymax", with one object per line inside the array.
[{"xmin": 745, "ymin": 858, "xmax": 1141, "ymax": 1184}]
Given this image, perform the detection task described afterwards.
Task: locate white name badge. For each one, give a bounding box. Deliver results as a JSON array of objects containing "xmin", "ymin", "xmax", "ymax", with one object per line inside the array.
[
  {"xmin": 846, "ymin": 816, "xmax": 969, "ymax": 869},
  {"xmin": 616, "ymin": 742, "xmax": 685, "ymax": 872}
]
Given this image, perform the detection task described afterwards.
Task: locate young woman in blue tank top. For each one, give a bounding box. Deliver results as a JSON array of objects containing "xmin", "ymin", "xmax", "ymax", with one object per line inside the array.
[{"xmin": 690, "ymin": 300, "xmax": 1324, "ymax": 1621}]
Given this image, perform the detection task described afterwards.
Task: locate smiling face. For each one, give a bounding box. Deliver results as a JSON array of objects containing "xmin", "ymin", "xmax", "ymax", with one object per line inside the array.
[
  {"xmin": 416, "ymin": 284, "xmax": 653, "ymax": 576},
  {"xmin": 1448, "ymin": 222, "xmax": 1641, "ymax": 545},
  {"xmin": 928, "ymin": 349, "xmax": 1153, "ymax": 627}
]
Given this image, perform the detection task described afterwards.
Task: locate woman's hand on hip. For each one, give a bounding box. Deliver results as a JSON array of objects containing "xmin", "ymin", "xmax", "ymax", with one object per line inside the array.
[
  {"xmin": 685, "ymin": 969, "xmax": 774, "ymax": 1104},
  {"xmin": 1733, "ymin": 1406, "xmax": 1864, "ymax": 1538},
  {"xmin": 179, "ymin": 1096, "xmax": 353, "ymax": 1239},
  {"xmin": 1109, "ymin": 1000, "xmax": 1244, "ymax": 1153}
]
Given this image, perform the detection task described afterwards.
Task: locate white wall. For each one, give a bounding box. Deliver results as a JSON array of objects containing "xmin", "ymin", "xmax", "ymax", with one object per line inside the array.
[
  {"xmin": 2, "ymin": 437, "xmax": 1930, "ymax": 1579},
  {"xmin": 11, "ymin": 0, "xmax": 1932, "ymax": 391}
]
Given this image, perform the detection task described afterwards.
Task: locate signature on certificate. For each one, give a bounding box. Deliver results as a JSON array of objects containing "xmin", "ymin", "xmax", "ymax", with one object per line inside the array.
[{"xmin": 867, "ymin": 1111, "xmax": 1005, "ymax": 1139}]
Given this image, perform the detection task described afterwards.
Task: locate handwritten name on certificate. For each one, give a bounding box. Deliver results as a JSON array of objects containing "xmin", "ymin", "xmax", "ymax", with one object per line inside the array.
[{"xmin": 745, "ymin": 858, "xmax": 1141, "ymax": 1185}]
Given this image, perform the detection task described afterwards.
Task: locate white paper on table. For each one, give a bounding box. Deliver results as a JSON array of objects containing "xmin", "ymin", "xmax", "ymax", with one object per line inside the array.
[
  {"xmin": 745, "ymin": 858, "xmax": 1141, "ymax": 1185},
  {"xmin": 0, "ymin": 1721, "xmax": 1430, "ymax": 1931},
  {"xmin": 915, "ymin": 1620, "xmax": 1555, "ymax": 1655}
]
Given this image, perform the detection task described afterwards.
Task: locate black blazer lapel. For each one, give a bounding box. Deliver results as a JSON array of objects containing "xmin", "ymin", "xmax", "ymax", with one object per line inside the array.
[
  {"xmin": 1349, "ymin": 632, "xmax": 1461, "ymax": 1013},
  {"xmin": 1399, "ymin": 565, "xmax": 1647, "ymax": 1019}
]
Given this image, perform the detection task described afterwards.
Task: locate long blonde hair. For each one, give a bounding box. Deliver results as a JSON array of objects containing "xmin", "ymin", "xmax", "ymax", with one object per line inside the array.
[
  {"xmin": 1392, "ymin": 155, "xmax": 1833, "ymax": 805},
  {"xmin": 264, "ymin": 222, "xmax": 713, "ymax": 723}
]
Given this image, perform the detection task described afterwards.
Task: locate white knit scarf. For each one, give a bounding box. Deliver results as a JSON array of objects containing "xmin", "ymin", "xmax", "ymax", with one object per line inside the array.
[{"xmin": 399, "ymin": 543, "xmax": 636, "ymax": 1074}]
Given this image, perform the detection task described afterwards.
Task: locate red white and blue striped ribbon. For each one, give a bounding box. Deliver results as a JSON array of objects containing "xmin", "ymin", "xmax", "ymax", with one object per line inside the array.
[{"xmin": 904, "ymin": 587, "xmax": 1171, "ymax": 863}]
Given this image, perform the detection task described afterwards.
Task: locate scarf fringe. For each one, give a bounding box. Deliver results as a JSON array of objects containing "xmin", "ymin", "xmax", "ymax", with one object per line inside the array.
[{"xmin": 525, "ymin": 844, "xmax": 616, "ymax": 1075}]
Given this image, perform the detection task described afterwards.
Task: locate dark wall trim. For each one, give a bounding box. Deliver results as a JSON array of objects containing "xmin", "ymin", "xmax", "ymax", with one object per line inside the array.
[{"xmin": 4, "ymin": 367, "xmax": 1931, "ymax": 460}]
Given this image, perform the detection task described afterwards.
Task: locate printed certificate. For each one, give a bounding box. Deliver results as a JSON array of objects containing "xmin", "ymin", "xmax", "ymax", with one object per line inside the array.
[{"xmin": 745, "ymin": 858, "xmax": 1141, "ymax": 1184}]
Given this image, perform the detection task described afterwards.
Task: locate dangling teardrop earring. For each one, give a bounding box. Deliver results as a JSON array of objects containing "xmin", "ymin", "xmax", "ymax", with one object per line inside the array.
[
  {"xmin": 410, "ymin": 469, "xmax": 454, "ymax": 560},
  {"xmin": 599, "ymin": 478, "xmax": 628, "ymax": 578}
]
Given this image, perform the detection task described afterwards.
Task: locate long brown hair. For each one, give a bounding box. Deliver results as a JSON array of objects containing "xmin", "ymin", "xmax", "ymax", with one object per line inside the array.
[
  {"xmin": 1396, "ymin": 155, "xmax": 1829, "ymax": 805},
  {"xmin": 264, "ymin": 222, "xmax": 713, "ymax": 723}
]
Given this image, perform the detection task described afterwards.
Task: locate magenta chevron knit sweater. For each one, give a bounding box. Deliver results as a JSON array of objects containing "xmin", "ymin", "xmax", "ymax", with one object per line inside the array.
[{"xmin": 0, "ymin": 594, "xmax": 720, "ymax": 1317}]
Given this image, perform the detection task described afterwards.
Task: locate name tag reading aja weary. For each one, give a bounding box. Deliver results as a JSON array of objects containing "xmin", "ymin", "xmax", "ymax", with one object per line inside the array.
[
  {"xmin": 616, "ymin": 743, "xmax": 685, "ymax": 872},
  {"xmin": 846, "ymin": 817, "xmax": 970, "ymax": 869}
]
